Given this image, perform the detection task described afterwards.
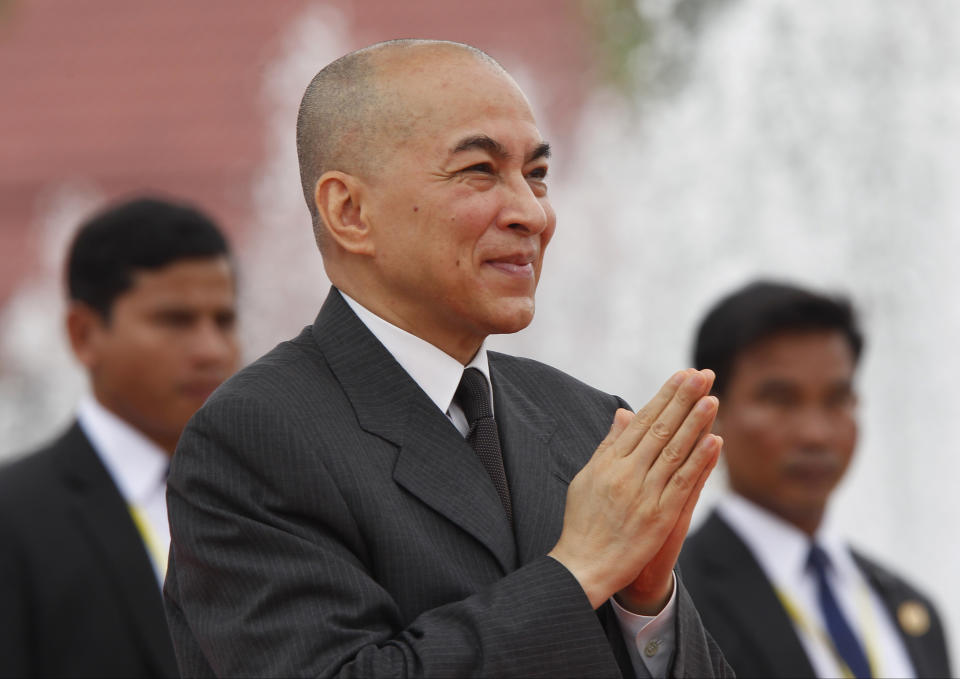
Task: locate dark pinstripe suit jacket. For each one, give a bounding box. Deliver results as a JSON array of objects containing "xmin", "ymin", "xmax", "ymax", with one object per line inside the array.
[
  {"xmin": 680, "ymin": 510, "xmax": 952, "ymax": 679},
  {"xmin": 164, "ymin": 288, "xmax": 730, "ymax": 678}
]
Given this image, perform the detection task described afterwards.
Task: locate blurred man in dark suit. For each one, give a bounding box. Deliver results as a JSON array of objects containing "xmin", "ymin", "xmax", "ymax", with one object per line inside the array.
[
  {"xmin": 680, "ymin": 280, "xmax": 951, "ymax": 678},
  {"xmin": 0, "ymin": 197, "xmax": 240, "ymax": 678},
  {"xmin": 164, "ymin": 39, "xmax": 732, "ymax": 678}
]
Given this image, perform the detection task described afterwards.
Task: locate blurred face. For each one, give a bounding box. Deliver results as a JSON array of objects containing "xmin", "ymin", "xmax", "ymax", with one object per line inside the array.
[
  {"xmin": 715, "ymin": 330, "xmax": 858, "ymax": 534},
  {"xmin": 357, "ymin": 52, "xmax": 556, "ymax": 362},
  {"xmin": 73, "ymin": 256, "xmax": 239, "ymax": 454}
]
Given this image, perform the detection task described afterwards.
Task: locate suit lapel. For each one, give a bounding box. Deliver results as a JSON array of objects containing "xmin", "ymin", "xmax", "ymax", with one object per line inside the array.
[
  {"xmin": 488, "ymin": 355, "xmax": 562, "ymax": 565},
  {"xmin": 56, "ymin": 424, "xmax": 178, "ymax": 677},
  {"xmin": 314, "ymin": 290, "xmax": 516, "ymax": 573},
  {"xmin": 695, "ymin": 512, "xmax": 815, "ymax": 678},
  {"xmin": 851, "ymin": 551, "xmax": 944, "ymax": 679}
]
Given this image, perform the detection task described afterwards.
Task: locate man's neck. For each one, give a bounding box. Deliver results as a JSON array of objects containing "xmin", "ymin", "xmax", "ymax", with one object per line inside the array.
[
  {"xmin": 338, "ymin": 289, "xmax": 492, "ymax": 417},
  {"xmin": 332, "ymin": 286, "xmax": 482, "ymax": 364}
]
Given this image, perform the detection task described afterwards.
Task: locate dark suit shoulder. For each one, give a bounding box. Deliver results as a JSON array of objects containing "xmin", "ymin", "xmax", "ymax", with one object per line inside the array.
[
  {"xmin": 489, "ymin": 351, "xmax": 627, "ymax": 408},
  {"xmin": 0, "ymin": 422, "xmax": 121, "ymax": 551},
  {"xmin": 206, "ymin": 325, "xmax": 328, "ymax": 404},
  {"xmin": 0, "ymin": 424, "xmax": 86, "ymax": 512},
  {"xmin": 0, "ymin": 442, "xmax": 57, "ymax": 497},
  {"xmin": 851, "ymin": 546, "xmax": 952, "ymax": 676},
  {"xmin": 851, "ymin": 547, "xmax": 940, "ymax": 605}
]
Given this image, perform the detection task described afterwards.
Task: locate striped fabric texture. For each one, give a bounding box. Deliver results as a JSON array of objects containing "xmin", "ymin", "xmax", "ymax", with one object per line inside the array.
[{"xmin": 165, "ymin": 288, "xmax": 731, "ymax": 678}]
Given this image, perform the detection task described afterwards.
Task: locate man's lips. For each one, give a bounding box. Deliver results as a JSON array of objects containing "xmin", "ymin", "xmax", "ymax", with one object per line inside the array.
[
  {"xmin": 784, "ymin": 456, "xmax": 841, "ymax": 483},
  {"xmin": 485, "ymin": 253, "xmax": 536, "ymax": 277}
]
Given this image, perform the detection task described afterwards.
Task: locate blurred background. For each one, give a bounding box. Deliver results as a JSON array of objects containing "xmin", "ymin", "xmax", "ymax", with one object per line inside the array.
[{"xmin": 1, "ymin": 0, "xmax": 957, "ymax": 662}]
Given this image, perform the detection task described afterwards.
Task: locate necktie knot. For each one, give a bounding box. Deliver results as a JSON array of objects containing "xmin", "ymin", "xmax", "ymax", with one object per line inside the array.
[
  {"xmin": 807, "ymin": 542, "xmax": 832, "ymax": 575},
  {"xmin": 456, "ymin": 367, "xmax": 492, "ymax": 424}
]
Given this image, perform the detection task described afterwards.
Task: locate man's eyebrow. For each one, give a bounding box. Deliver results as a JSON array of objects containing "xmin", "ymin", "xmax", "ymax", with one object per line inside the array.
[
  {"xmin": 452, "ymin": 135, "xmax": 509, "ymax": 158},
  {"xmin": 528, "ymin": 142, "xmax": 551, "ymax": 163},
  {"xmin": 451, "ymin": 136, "xmax": 552, "ymax": 164}
]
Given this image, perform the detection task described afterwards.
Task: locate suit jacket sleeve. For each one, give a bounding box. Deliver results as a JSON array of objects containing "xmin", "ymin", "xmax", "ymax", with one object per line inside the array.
[{"xmin": 165, "ymin": 391, "xmax": 624, "ymax": 678}]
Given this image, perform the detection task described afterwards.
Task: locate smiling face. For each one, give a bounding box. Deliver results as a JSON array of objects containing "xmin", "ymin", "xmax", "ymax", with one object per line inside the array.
[
  {"xmin": 716, "ymin": 330, "xmax": 858, "ymax": 534},
  {"xmin": 342, "ymin": 47, "xmax": 556, "ymax": 362},
  {"xmin": 71, "ymin": 256, "xmax": 240, "ymax": 454}
]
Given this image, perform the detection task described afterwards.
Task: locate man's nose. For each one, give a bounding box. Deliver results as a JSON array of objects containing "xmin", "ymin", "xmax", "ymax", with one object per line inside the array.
[
  {"xmin": 498, "ymin": 175, "xmax": 551, "ymax": 235},
  {"xmin": 189, "ymin": 319, "xmax": 237, "ymax": 367},
  {"xmin": 794, "ymin": 406, "xmax": 835, "ymax": 445}
]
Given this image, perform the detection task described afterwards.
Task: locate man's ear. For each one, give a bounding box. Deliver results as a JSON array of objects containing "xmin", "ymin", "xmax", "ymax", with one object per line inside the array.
[
  {"xmin": 314, "ymin": 171, "xmax": 375, "ymax": 256},
  {"xmin": 66, "ymin": 302, "xmax": 107, "ymax": 370}
]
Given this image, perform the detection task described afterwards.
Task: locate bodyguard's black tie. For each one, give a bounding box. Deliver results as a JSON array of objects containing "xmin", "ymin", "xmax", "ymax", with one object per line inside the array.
[
  {"xmin": 807, "ymin": 543, "xmax": 872, "ymax": 678},
  {"xmin": 456, "ymin": 368, "xmax": 513, "ymax": 524}
]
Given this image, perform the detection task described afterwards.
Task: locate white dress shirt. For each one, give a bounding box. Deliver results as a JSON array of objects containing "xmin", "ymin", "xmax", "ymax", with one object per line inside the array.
[
  {"xmin": 717, "ymin": 492, "xmax": 916, "ymax": 678},
  {"xmin": 341, "ymin": 290, "xmax": 674, "ymax": 678},
  {"xmin": 76, "ymin": 395, "xmax": 170, "ymax": 586}
]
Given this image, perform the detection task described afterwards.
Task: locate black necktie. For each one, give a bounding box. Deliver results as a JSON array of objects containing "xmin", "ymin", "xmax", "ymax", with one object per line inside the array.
[
  {"xmin": 456, "ymin": 368, "xmax": 513, "ymax": 524},
  {"xmin": 807, "ymin": 543, "xmax": 872, "ymax": 678}
]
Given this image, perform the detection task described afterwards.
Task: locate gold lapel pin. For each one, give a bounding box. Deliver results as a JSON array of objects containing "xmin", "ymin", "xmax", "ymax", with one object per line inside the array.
[{"xmin": 897, "ymin": 600, "xmax": 931, "ymax": 637}]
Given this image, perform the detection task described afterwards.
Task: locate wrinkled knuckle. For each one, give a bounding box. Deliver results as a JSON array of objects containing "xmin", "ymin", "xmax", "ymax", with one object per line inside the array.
[
  {"xmin": 660, "ymin": 442, "xmax": 684, "ymax": 465},
  {"xmin": 670, "ymin": 469, "xmax": 693, "ymax": 492},
  {"xmin": 603, "ymin": 473, "xmax": 626, "ymax": 500},
  {"xmin": 650, "ymin": 420, "xmax": 672, "ymax": 441}
]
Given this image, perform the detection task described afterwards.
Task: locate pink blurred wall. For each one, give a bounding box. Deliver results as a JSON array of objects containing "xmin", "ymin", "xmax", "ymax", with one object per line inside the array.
[{"xmin": 0, "ymin": 0, "xmax": 597, "ymax": 305}]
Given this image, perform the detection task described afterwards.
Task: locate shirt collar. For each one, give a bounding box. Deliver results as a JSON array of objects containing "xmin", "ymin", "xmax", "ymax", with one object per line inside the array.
[
  {"xmin": 76, "ymin": 394, "xmax": 169, "ymax": 505},
  {"xmin": 716, "ymin": 492, "xmax": 857, "ymax": 589},
  {"xmin": 339, "ymin": 290, "xmax": 492, "ymax": 415}
]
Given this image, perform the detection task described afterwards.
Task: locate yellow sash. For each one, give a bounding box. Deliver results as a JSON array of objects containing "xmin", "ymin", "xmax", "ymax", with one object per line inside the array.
[{"xmin": 128, "ymin": 503, "xmax": 168, "ymax": 580}]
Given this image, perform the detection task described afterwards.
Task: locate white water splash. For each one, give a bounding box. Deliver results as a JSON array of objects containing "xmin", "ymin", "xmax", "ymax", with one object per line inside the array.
[
  {"xmin": 494, "ymin": 0, "xmax": 960, "ymax": 660},
  {"xmin": 0, "ymin": 184, "xmax": 102, "ymax": 459}
]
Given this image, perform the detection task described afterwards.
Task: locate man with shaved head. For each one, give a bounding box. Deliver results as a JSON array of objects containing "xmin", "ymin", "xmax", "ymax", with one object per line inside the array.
[{"xmin": 165, "ymin": 40, "xmax": 731, "ymax": 678}]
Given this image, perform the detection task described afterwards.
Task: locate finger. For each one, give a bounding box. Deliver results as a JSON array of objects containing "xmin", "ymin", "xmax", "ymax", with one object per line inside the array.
[
  {"xmin": 610, "ymin": 370, "xmax": 691, "ymax": 458},
  {"xmin": 626, "ymin": 370, "xmax": 712, "ymax": 468},
  {"xmin": 649, "ymin": 435, "xmax": 722, "ymax": 568},
  {"xmin": 642, "ymin": 394, "xmax": 719, "ymax": 490},
  {"xmin": 700, "ymin": 368, "xmax": 716, "ymax": 395},
  {"xmin": 658, "ymin": 432, "xmax": 722, "ymax": 514},
  {"xmin": 672, "ymin": 434, "xmax": 721, "ymax": 530}
]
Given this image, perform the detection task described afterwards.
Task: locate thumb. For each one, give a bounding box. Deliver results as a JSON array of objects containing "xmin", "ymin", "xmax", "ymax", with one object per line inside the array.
[{"xmin": 591, "ymin": 408, "xmax": 634, "ymax": 460}]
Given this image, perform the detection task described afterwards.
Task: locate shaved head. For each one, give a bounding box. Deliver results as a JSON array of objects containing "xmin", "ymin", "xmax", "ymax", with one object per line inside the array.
[{"xmin": 295, "ymin": 39, "xmax": 509, "ymax": 249}]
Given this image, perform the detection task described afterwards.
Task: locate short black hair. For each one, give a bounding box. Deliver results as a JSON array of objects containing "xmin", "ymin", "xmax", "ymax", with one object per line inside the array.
[
  {"xmin": 66, "ymin": 197, "xmax": 230, "ymax": 319},
  {"xmin": 693, "ymin": 280, "xmax": 864, "ymax": 396}
]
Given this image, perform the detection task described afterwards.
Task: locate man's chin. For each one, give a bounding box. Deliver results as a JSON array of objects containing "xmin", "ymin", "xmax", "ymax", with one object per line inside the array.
[{"xmin": 485, "ymin": 301, "xmax": 536, "ymax": 336}]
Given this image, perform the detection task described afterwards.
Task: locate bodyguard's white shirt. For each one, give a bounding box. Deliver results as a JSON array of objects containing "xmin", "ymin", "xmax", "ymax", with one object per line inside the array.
[
  {"xmin": 340, "ymin": 290, "xmax": 675, "ymax": 678},
  {"xmin": 76, "ymin": 395, "xmax": 170, "ymax": 587},
  {"xmin": 717, "ymin": 492, "xmax": 916, "ymax": 678}
]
